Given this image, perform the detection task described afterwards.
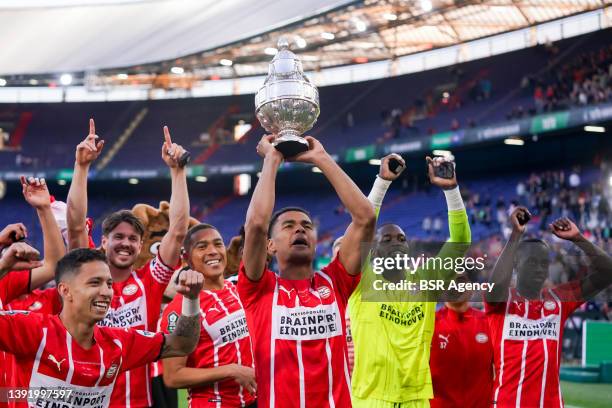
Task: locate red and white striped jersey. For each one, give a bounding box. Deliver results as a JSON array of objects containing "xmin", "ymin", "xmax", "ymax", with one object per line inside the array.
[
  {"xmin": 98, "ymin": 254, "xmax": 176, "ymax": 408},
  {"xmin": 237, "ymin": 257, "xmax": 358, "ymax": 408},
  {"xmin": 161, "ymin": 281, "xmax": 255, "ymax": 407},
  {"xmin": 485, "ymin": 282, "xmax": 583, "ymax": 408},
  {"xmin": 0, "ymin": 270, "xmax": 31, "ymax": 404},
  {"xmin": 0, "ymin": 312, "xmax": 164, "ymax": 408}
]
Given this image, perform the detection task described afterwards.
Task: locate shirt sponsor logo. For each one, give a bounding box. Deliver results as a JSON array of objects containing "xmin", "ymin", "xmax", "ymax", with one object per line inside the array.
[
  {"xmin": 475, "ymin": 332, "xmax": 488, "ymax": 343},
  {"xmin": 317, "ymin": 286, "xmax": 331, "ymax": 299},
  {"xmin": 378, "ymin": 303, "xmax": 424, "ymax": 328},
  {"xmin": 204, "ymin": 309, "xmax": 250, "ymax": 346},
  {"xmin": 29, "ymin": 372, "xmax": 112, "ymax": 408},
  {"xmin": 273, "ymin": 303, "xmax": 342, "ymax": 341},
  {"xmin": 122, "ymin": 284, "xmax": 138, "ymax": 296},
  {"xmin": 503, "ymin": 313, "xmax": 561, "ymax": 340},
  {"xmin": 97, "ymin": 297, "xmax": 146, "ymax": 328}
]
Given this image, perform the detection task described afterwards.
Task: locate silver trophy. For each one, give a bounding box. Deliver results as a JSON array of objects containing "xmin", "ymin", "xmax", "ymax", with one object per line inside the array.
[{"xmin": 255, "ymin": 38, "xmax": 320, "ymax": 157}]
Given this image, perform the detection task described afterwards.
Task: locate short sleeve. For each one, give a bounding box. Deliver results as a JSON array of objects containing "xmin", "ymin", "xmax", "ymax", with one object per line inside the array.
[
  {"xmin": 0, "ymin": 311, "xmax": 42, "ymax": 356},
  {"xmin": 237, "ymin": 261, "xmax": 276, "ymax": 309},
  {"xmin": 112, "ymin": 328, "xmax": 165, "ymax": 372},
  {"xmin": 0, "ymin": 270, "xmax": 31, "ymax": 307},
  {"xmin": 160, "ymin": 295, "xmax": 183, "ymax": 335},
  {"xmin": 322, "ymin": 254, "xmax": 360, "ymax": 306}
]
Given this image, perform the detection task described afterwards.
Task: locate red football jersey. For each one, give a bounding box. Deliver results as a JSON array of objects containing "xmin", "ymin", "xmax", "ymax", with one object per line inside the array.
[
  {"xmin": 8, "ymin": 287, "xmax": 62, "ymax": 315},
  {"xmin": 0, "ymin": 312, "xmax": 164, "ymax": 408},
  {"xmin": 161, "ymin": 281, "xmax": 255, "ymax": 407},
  {"xmin": 486, "ymin": 283, "xmax": 583, "ymax": 408},
  {"xmin": 97, "ymin": 254, "xmax": 176, "ymax": 408},
  {"xmin": 237, "ymin": 257, "xmax": 357, "ymax": 408},
  {"xmin": 430, "ymin": 306, "xmax": 494, "ymax": 408},
  {"xmin": 0, "ymin": 270, "xmax": 31, "ymax": 400}
]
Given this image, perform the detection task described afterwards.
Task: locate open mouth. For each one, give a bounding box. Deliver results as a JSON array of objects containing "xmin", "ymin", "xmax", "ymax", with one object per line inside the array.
[
  {"xmin": 92, "ymin": 301, "xmax": 109, "ymax": 313},
  {"xmin": 291, "ymin": 237, "xmax": 309, "ymax": 247},
  {"xmin": 115, "ymin": 249, "xmax": 133, "ymax": 257},
  {"xmin": 205, "ymin": 259, "xmax": 222, "ymax": 267}
]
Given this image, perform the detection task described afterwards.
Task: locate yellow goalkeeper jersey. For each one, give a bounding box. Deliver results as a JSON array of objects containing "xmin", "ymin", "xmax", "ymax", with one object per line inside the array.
[{"xmin": 349, "ymin": 209, "xmax": 471, "ymax": 403}]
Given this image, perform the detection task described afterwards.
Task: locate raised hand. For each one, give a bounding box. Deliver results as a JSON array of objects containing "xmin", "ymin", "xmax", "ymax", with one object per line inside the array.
[
  {"xmin": 76, "ymin": 118, "xmax": 105, "ymax": 166},
  {"xmin": 20, "ymin": 176, "xmax": 50, "ymax": 210},
  {"xmin": 379, "ymin": 153, "xmax": 405, "ymax": 181},
  {"xmin": 161, "ymin": 126, "xmax": 187, "ymax": 169},
  {"xmin": 426, "ymin": 156, "xmax": 457, "ymax": 190},
  {"xmin": 229, "ymin": 364, "xmax": 257, "ymax": 395},
  {"xmin": 509, "ymin": 206, "xmax": 531, "ymax": 235},
  {"xmin": 0, "ymin": 242, "xmax": 43, "ymax": 272},
  {"xmin": 550, "ymin": 217, "xmax": 582, "ymax": 242},
  {"xmin": 175, "ymin": 269, "xmax": 204, "ymax": 299},
  {"xmin": 0, "ymin": 223, "xmax": 27, "ymax": 246},
  {"xmin": 256, "ymin": 134, "xmax": 283, "ymax": 160},
  {"xmin": 289, "ymin": 136, "xmax": 327, "ymax": 165}
]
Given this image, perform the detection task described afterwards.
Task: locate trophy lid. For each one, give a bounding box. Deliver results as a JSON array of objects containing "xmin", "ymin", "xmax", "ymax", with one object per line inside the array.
[{"xmin": 268, "ymin": 37, "xmax": 303, "ymax": 79}]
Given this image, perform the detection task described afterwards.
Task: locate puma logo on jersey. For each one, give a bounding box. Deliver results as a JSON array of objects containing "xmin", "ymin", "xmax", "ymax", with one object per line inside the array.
[
  {"xmin": 279, "ymin": 286, "xmax": 295, "ymax": 297},
  {"xmin": 207, "ymin": 306, "xmax": 221, "ymax": 314},
  {"xmin": 48, "ymin": 354, "xmax": 66, "ymax": 371},
  {"xmin": 438, "ymin": 334, "xmax": 450, "ymax": 349}
]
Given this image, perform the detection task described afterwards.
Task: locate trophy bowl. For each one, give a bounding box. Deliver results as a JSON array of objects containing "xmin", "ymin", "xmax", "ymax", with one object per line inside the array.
[{"xmin": 255, "ymin": 38, "xmax": 320, "ymax": 158}]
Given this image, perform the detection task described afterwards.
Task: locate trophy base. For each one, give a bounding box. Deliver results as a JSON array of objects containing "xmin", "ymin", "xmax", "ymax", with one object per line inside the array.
[{"xmin": 273, "ymin": 135, "xmax": 309, "ymax": 158}]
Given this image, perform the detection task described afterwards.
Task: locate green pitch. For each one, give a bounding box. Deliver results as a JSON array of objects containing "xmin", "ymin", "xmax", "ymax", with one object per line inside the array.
[{"xmin": 176, "ymin": 382, "xmax": 612, "ymax": 407}]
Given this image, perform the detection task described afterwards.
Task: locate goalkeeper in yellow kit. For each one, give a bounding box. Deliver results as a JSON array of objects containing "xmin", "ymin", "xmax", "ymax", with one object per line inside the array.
[{"xmin": 349, "ymin": 154, "xmax": 472, "ymax": 408}]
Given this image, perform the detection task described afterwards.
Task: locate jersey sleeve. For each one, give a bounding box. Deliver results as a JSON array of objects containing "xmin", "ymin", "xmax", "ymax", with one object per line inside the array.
[
  {"xmin": 0, "ymin": 311, "xmax": 42, "ymax": 356},
  {"xmin": 552, "ymin": 281, "xmax": 584, "ymax": 320},
  {"xmin": 160, "ymin": 295, "xmax": 183, "ymax": 335},
  {"xmin": 113, "ymin": 328, "xmax": 165, "ymax": 372},
  {"xmin": 0, "ymin": 270, "xmax": 31, "ymax": 307},
  {"xmin": 146, "ymin": 253, "xmax": 179, "ymax": 287},
  {"xmin": 237, "ymin": 261, "xmax": 276, "ymax": 309},
  {"xmin": 322, "ymin": 254, "xmax": 361, "ymax": 307}
]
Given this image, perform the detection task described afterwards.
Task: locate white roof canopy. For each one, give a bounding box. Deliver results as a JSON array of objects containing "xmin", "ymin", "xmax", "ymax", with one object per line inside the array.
[{"xmin": 0, "ymin": 0, "xmax": 352, "ymax": 75}]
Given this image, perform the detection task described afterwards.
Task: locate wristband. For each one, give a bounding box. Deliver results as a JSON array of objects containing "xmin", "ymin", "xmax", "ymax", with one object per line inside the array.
[
  {"xmin": 182, "ymin": 296, "xmax": 200, "ymax": 317},
  {"xmin": 443, "ymin": 186, "xmax": 465, "ymax": 211},
  {"xmin": 367, "ymin": 176, "xmax": 392, "ymax": 209}
]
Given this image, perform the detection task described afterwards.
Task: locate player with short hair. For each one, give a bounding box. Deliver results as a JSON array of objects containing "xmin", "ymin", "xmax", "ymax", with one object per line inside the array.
[
  {"xmin": 161, "ymin": 224, "xmax": 256, "ymax": 407},
  {"xmin": 0, "ymin": 248, "xmax": 202, "ymax": 408},
  {"xmin": 239, "ymin": 135, "xmax": 376, "ymax": 407},
  {"xmin": 485, "ymin": 209, "xmax": 612, "ymax": 407},
  {"xmin": 66, "ymin": 120, "xmax": 191, "ymax": 407},
  {"xmin": 349, "ymin": 155, "xmax": 471, "ymax": 408}
]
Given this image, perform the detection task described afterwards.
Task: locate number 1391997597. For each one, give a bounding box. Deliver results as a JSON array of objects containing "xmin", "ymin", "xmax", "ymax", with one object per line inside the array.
[{"xmin": 1, "ymin": 388, "xmax": 74, "ymax": 402}]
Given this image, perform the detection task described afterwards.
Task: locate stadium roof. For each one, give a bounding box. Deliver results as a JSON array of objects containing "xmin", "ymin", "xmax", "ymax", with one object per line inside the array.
[{"xmin": 0, "ymin": 0, "xmax": 609, "ymax": 85}]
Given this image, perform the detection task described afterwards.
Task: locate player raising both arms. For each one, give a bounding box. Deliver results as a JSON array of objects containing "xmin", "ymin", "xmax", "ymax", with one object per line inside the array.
[
  {"xmin": 240, "ymin": 135, "xmax": 376, "ymax": 408},
  {"xmin": 0, "ymin": 248, "xmax": 201, "ymax": 408},
  {"xmin": 485, "ymin": 209, "xmax": 612, "ymax": 407},
  {"xmin": 161, "ymin": 224, "xmax": 256, "ymax": 407},
  {"xmin": 66, "ymin": 120, "xmax": 190, "ymax": 408},
  {"xmin": 349, "ymin": 155, "xmax": 471, "ymax": 408}
]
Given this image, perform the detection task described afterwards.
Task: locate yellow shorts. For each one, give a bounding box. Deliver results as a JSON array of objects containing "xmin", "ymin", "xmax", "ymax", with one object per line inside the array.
[{"xmin": 352, "ymin": 395, "xmax": 430, "ymax": 408}]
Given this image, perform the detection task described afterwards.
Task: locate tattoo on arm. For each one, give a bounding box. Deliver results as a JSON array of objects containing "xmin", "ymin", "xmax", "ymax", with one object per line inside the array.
[{"xmin": 160, "ymin": 315, "xmax": 200, "ymax": 358}]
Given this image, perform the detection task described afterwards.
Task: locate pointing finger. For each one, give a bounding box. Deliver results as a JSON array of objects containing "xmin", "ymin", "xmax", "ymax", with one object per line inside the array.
[
  {"xmin": 89, "ymin": 118, "xmax": 95, "ymax": 135},
  {"xmin": 163, "ymin": 126, "xmax": 172, "ymax": 146}
]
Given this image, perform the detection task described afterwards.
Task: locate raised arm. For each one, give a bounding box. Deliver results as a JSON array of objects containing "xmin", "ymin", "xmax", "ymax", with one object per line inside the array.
[
  {"xmin": 550, "ymin": 217, "xmax": 612, "ymax": 300},
  {"xmin": 67, "ymin": 119, "xmax": 104, "ymax": 250},
  {"xmin": 0, "ymin": 242, "xmax": 42, "ymax": 280},
  {"xmin": 243, "ymin": 135, "xmax": 283, "ymax": 281},
  {"xmin": 20, "ymin": 176, "xmax": 65, "ymax": 289},
  {"xmin": 294, "ymin": 136, "xmax": 376, "ymax": 276},
  {"xmin": 368, "ymin": 153, "xmax": 405, "ymax": 217},
  {"xmin": 158, "ymin": 126, "xmax": 190, "ymax": 267},
  {"xmin": 485, "ymin": 207, "xmax": 530, "ymax": 303},
  {"xmin": 159, "ymin": 270, "xmax": 202, "ymax": 358}
]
